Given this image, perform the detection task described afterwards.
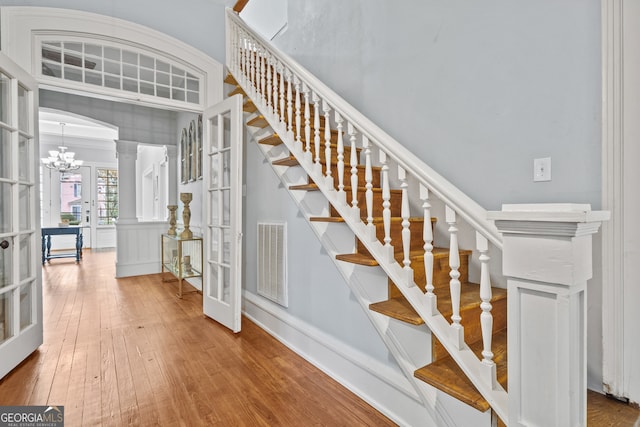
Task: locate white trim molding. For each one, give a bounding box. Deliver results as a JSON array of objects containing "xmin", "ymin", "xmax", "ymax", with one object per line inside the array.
[
  {"xmin": 601, "ymin": 0, "xmax": 640, "ymax": 405},
  {"xmin": 601, "ymin": 0, "xmax": 625, "ymax": 399},
  {"xmin": 0, "ymin": 6, "xmax": 223, "ymax": 111}
]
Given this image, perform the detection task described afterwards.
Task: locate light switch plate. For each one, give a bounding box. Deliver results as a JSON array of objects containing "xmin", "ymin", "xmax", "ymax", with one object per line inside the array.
[{"xmin": 534, "ymin": 157, "xmax": 551, "ymax": 182}]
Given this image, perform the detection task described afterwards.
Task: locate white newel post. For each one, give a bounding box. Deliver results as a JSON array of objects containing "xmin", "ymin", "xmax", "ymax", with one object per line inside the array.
[{"xmin": 488, "ymin": 204, "xmax": 609, "ymax": 427}]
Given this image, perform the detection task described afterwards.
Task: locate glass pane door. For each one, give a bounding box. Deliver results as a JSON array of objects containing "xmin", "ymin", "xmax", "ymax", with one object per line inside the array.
[
  {"xmin": 0, "ymin": 52, "xmax": 42, "ymax": 380},
  {"xmin": 203, "ymin": 94, "xmax": 243, "ymax": 332}
]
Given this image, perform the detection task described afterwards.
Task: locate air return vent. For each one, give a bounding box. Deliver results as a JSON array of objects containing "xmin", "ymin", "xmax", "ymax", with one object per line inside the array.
[{"xmin": 257, "ymin": 222, "xmax": 288, "ymax": 307}]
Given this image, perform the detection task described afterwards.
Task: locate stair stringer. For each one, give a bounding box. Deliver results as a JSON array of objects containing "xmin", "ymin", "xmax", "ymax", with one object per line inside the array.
[{"xmin": 244, "ymin": 112, "xmax": 491, "ymax": 427}]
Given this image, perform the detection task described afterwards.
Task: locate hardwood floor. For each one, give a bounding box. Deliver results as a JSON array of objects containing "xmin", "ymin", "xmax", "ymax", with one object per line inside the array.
[
  {"xmin": 1, "ymin": 250, "xmax": 639, "ymax": 426},
  {"xmin": 0, "ymin": 250, "xmax": 395, "ymax": 426}
]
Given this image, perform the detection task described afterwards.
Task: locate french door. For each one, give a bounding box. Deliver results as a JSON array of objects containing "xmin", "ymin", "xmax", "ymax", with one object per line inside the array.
[
  {"xmin": 0, "ymin": 52, "xmax": 42, "ymax": 379},
  {"xmin": 202, "ymin": 94, "xmax": 243, "ymax": 332}
]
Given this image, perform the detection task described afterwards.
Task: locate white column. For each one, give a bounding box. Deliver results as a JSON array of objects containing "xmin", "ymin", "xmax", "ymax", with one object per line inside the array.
[
  {"xmin": 488, "ymin": 204, "xmax": 609, "ymax": 427},
  {"xmin": 115, "ymin": 140, "xmax": 139, "ymax": 224},
  {"xmin": 166, "ymin": 145, "xmax": 178, "ymax": 206}
]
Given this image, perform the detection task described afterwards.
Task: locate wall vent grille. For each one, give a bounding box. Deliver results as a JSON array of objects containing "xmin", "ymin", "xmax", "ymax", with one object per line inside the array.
[{"xmin": 257, "ymin": 222, "xmax": 288, "ymax": 307}]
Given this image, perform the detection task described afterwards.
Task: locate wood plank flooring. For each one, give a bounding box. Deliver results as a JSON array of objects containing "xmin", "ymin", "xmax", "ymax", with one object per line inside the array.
[
  {"xmin": 0, "ymin": 250, "xmax": 395, "ymax": 426},
  {"xmin": 1, "ymin": 250, "xmax": 638, "ymax": 426}
]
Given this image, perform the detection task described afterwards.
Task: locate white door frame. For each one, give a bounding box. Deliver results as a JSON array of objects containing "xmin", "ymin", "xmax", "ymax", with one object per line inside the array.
[{"xmin": 601, "ymin": 0, "xmax": 640, "ymax": 404}]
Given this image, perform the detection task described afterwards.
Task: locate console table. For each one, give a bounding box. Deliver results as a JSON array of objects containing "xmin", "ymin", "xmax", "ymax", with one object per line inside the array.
[
  {"xmin": 161, "ymin": 234, "xmax": 203, "ymax": 298},
  {"xmin": 41, "ymin": 226, "xmax": 84, "ymax": 264}
]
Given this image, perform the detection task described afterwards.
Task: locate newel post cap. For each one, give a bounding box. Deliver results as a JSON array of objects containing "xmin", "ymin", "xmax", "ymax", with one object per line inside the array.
[
  {"xmin": 487, "ymin": 204, "xmax": 610, "ymax": 285},
  {"xmin": 487, "ymin": 203, "xmax": 610, "ymax": 237}
]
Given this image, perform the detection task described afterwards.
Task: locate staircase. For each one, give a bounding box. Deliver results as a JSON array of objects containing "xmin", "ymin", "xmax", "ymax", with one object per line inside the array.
[
  {"xmin": 226, "ymin": 72, "xmax": 508, "ymax": 423},
  {"xmin": 225, "ymin": 12, "xmax": 509, "ymax": 425},
  {"xmin": 224, "ymin": 9, "xmax": 606, "ymax": 427}
]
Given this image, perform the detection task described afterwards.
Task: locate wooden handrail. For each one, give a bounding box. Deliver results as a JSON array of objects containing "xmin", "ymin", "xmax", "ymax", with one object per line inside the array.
[{"xmin": 233, "ymin": 0, "xmax": 250, "ymax": 13}]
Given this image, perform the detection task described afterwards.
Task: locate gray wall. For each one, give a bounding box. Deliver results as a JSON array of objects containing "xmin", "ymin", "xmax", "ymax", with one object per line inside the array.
[
  {"xmin": 273, "ymin": 0, "xmax": 602, "ymax": 211},
  {"xmin": 40, "ymin": 90, "xmax": 178, "ymax": 146}
]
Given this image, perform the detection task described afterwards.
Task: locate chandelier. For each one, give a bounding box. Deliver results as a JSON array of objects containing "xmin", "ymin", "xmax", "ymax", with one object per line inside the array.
[{"xmin": 41, "ymin": 122, "xmax": 83, "ymax": 172}]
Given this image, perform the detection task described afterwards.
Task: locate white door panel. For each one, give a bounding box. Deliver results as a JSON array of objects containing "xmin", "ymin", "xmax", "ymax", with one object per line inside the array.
[
  {"xmin": 202, "ymin": 94, "xmax": 243, "ymax": 332},
  {"xmin": 0, "ymin": 52, "xmax": 42, "ymax": 380}
]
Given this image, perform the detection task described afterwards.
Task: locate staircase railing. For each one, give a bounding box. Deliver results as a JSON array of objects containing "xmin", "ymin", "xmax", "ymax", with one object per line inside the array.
[{"xmin": 225, "ymin": 8, "xmax": 508, "ymax": 422}]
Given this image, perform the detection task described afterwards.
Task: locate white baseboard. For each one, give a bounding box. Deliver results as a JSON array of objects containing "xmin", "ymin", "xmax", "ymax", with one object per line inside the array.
[
  {"xmin": 242, "ymin": 291, "xmax": 439, "ymax": 427},
  {"xmin": 115, "ymin": 261, "xmax": 160, "ymax": 278}
]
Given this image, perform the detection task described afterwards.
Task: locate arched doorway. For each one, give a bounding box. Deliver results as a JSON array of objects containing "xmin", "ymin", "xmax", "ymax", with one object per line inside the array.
[{"xmin": 0, "ymin": 6, "xmax": 224, "ymax": 277}]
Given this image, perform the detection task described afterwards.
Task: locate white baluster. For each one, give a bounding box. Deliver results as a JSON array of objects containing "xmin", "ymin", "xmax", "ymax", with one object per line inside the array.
[
  {"xmin": 272, "ymin": 61, "xmax": 279, "ymax": 120},
  {"xmin": 241, "ymin": 36, "xmax": 247, "ymax": 85},
  {"xmin": 236, "ymin": 33, "xmax": 242, "ymax": 79},
  {"xmin": 303, "ymin": 84, "xmax": 312, "ymax": 162},
  {"xmin": 446, "ymin": 205, "xmax": 464, "ymax": 348},
  {"xmin": 323, "ymin": 100, "xmax": 333, "ymax": 187},
  {"xmin": 260, "ymin": 51, "xmax": 266, "ymax": 106},
  {"xmin": 313, "ymin": 93, "xmax": 321, "ymax": 173},
  {"xmin": 266, "ymin": 54, "xmax": 273, "ymax": 115},
  {"xmin": 335, "ymin": 113, "xmax": 346, "ymax": 202},
  {"xmin": 294, "ymin": 77, "xmax": 302, "ymax": 148},
  {"xmin": 421, "ymin": 184, "xmax": 436, "ymax": 314},
  {"xmin": 363, "ymin": 136, "xmax": 375, "ymax": 241},
  {"xmin": 477, "ymin": 232, "xmax": 495, "ymax": 368},
  {"xmin": 249, "ymin": 43, "xmax": 255, "ymax": 95},
  {"xmin": 348, "ymin": 124, "xmax": 360, "ymax": 217},
  {"xmin": 252, "ymin": 44, "xmax": 258, "ymax": 92},
  {"xmin": 234, "ymin": 30, "xmax": 240, "ymax": 76},
  {"xmin": 399, "ymin": 166, "xmax": 413, "ymax": 283},
  {"xmin": 255, "ymin": 47, "xmax": 260, "ymax": 94},
  {"xmin": 279, "ymin": 68, "xmax": 286, "ymax": 128},
  {"xmin": 230, "ymin": 28, "xmax": 237, "ymax": 75},
  {"xmin": 286, "ymin": 69, "xmax": 293, "ymax": 138},
  {"xmin": 380, "ymin": 151, "xmax": 393, "ymax": 261}
]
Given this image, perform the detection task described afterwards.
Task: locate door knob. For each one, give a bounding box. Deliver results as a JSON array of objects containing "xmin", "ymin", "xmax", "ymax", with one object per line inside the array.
[{"xmin": 0, "ymin": 240, "xmax": 9, "ymax": 249}]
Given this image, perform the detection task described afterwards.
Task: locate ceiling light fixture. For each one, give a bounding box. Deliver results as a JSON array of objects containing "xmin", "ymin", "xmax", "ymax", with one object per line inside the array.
[{"xmin": 41, "ymin": 122, "xmax": 83, "ymax": 172}]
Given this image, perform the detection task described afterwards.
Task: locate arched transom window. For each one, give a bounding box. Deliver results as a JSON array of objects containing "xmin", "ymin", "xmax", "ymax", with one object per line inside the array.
[{"xmin": 39, "ymin": 37, "xmax": 203, "ymax": 108}]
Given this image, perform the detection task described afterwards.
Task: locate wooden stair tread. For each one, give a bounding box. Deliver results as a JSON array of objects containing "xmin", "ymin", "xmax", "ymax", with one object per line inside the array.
[
  {"xmin": 243, "ymin": 100, "xmax": 258, "ymax": 113},
  {"xmin": 258, "ymin": 133, "xmax": 282, "ymax": 145},
  {"xmin": 290, "ymin": 183, "xmax": 319, "ymax": 191},
  {"xmin": 228, "ymin": 85, "xmax": 246, "ymax": 97},
  {"xmin": 342, "ymin": 186, "xmax": 401, "ymax": 194},
  {"xmin": 336, "ymin": 247, "xmax": 453, "ymax": 267},
  {"xmin": 224, "ymin": 74, "xmax": 238, "ymax": 85},
  {"xmin": 247, "ymin": 115, "xmax": 269, "ymax": 128},
  {"xmin": 369, "ymin": 283, "xmax": 506, "ymax": 326},
  {"xmin": 336, "ymin": 252, "xmax": 380, "ymax": 266},
  {"xmin": 300, "ymin": 126, "xmax": 339, "ymax": 136},
  {"xmin": 414, "ymin": 329, "xmax": 508, "ymax": 413},
  {"xmin": 437, "ymin": 286, "xmax": 507, "ymax": 318},
  {"xmin": 370, "ymin": 297, "xmax": 423, "ymax": 325},
  {"xmin": 310, "ymin": 216, "xmax": 344, "ymax": 223},
  {"xmin": 272, "ymin": 156, "xmax": 299, "ymax": 167},
  {"xmin": 314, "ymin": 163, "xmax": 382, "ymax": 173}
]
